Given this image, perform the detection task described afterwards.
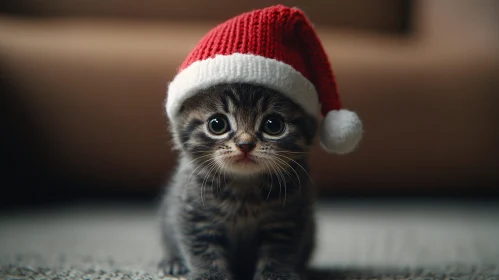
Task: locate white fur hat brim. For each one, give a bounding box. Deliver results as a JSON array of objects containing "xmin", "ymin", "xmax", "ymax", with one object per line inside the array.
[{"xmin": 319, "ymin": 109, "xmax": 363, "ymax": 154}]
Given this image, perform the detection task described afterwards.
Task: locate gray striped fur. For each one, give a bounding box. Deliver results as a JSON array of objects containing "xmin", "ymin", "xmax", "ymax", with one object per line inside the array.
[{"xmin": 160, "ymin": 84, "xmax": 318, "ymax": 280}]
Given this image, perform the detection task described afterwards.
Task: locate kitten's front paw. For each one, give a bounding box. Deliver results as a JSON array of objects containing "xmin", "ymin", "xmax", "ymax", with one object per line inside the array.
[
  {"xmin": 255, "ymin": 271, "xmax": 301, "ymax": 280},
  {"xmin": 189, "ymin": 270, "xmax": 229, "ymax": 280},
  {"xmin": 158, "ymin": 257, "xmax": 189, "ymax": 276}
]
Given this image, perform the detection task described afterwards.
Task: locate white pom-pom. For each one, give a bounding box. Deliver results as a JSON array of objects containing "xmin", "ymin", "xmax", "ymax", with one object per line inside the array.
[{"xmin": 320, "ymin": 109, "xmax": 363, "ymax": 154}]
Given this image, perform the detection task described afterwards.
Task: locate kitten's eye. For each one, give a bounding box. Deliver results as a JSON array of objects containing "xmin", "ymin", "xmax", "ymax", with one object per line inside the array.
[
  {"xmin": 262, "ymin": 116, "xmax": 285, "ymax": 136},
  {"xmin": 208, "ymin": 115, "xmax": 230, "ymax": 135}
]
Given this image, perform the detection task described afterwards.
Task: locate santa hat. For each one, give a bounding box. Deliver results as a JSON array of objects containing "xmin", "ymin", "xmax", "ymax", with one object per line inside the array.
[{"xmin": 166, "ymin": 5, "xmax": 363, "ymax": 154}]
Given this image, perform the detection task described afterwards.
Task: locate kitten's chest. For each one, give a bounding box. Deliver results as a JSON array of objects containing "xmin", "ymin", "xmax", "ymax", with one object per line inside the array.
[
  {"xmin": 222, "ymin": 199, "xmax": 262, "ymax": 246},
  {"xmin": 216, "ymin": 188, "xmax": 267, "ymax": 242}
]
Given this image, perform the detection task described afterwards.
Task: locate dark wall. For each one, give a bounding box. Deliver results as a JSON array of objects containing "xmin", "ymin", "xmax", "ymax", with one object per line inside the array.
[{"xmin": 2, "ymin": 0, "xmax": 413, "ymax": 34}]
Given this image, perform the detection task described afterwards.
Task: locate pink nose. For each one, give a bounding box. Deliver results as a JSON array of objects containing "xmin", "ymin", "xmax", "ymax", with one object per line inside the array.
[{"xmin": 236, "ymin": 142, "xmax": 255, "ymax": 153}]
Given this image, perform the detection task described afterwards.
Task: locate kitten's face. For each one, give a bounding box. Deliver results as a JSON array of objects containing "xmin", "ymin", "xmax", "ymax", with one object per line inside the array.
[{"xmin": 172, "ymin": 84, "xmax": 317, "ymax": 175}]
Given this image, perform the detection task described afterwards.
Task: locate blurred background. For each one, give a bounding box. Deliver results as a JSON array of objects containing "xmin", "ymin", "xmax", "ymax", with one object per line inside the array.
[{"xmin": 1, "ymin": 0, "xmax": 499, "ymax": 209}]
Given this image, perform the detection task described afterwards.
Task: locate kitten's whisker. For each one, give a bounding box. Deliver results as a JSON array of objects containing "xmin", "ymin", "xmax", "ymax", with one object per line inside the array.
[
  {"xmin": 267, "ymin": 160, "xmax": 285, "ymax": 205},
  {"xmin": 216, "ymin": 161, "xmax": 225, "ymax": 195},
  {"xmin": 185, "ymin": 158, "xmax": 212, "ymax": 187},
  {"xmin": 272, "ymin": 158, "xmax": 296, "ymax": 182},
  {"xmin": 198, "ymin": 160, "xmax": 215, "ymax": 205},
  {"xmin": 202, "ymin": 162, "xmax": 213, "ymax": 201},
  {"xmin": 274, "ymin": 150, "xmax": 308, "ymax": 154},
  {"xmin": 186, "ymin": 149, "xmax": 211, "ymax": 153},
  {"xmin": 255, "ymin": 156, "xmax": 289, "ymax": 202},
  {"xmin": 211, "ymin": 158, "xmax": 223, "ymax": 196},
  {"xmin": 184, "ymin": 144, "xmax": 225, "ymax": 155},
  {"xmin": 273, "ymin": 151, "xmax": 309, "ymax": 159},
  {"xmin": 211, "ymin": 157, "xmax": 226, "ymax": 196},
  {"xmin": 185, "ymin": 157, "xmax": 219, "ymax": 204},
  {"xmin": 185, "ymin": 156, "xmax": 215, "ymax": 184},
  {"xmin": 202, "ymin": 160, "xmax": 220, "ymax": 203},
  {"xmin": 269, "ymin": 162, "xmax": 282, "ymax": 201},
  {"xmin": 184, "ymin": 153, "xmax": 213, "ymax": 169},
  {"xmin": 186, "ymin": 151, "xmax": 210, "ymax": 154},
  {"xmin": 274, "ymin": 154, "xmax": 314, "ymax": 185},
  {"xmin": 260, "ymin": 160, "xmax": 274, "ymax": 201},
  {"xmin": 271, "ymin": 160, "xmax": 289, "ymax": 206},
  {"xmin": 203, "ymin": 160, "xmax": 219, "ymax": 201},
  {"xmin": 201, "ymin": 155, "xmax": 226, "ymax": 196},
  {"xmin": 273, "ymin": 156, "xmax": 301, "ymax": 193},
  {"xmin": 222, "ymin": 160, "xmax": 228, "ymax": 186}
]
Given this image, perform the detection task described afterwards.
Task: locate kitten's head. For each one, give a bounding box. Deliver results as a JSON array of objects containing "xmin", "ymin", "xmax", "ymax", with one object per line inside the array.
[{"xmin": 171, "ymin": 83, "xmax": 317, "ymax": 175}]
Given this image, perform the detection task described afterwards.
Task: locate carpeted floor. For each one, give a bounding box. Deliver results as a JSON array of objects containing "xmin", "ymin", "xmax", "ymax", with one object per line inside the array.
[{"xmin": 1, "ymin": 200, "xmax": 498, "ymax": 279}]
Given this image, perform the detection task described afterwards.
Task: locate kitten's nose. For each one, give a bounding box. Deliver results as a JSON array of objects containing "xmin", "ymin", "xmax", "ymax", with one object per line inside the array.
[{"xmin": 236, "ymin": 142, "xmax": 255, "ymax": 153}]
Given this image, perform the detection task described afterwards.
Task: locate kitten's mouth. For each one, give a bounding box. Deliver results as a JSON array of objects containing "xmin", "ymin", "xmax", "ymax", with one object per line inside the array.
[
  {"xmin": 233, "ymin": 154, "xmax": 256, "ymax": 164},
  {"xmin": 220, "ymin": 153, "xmax": 263, "ymax": 174}
]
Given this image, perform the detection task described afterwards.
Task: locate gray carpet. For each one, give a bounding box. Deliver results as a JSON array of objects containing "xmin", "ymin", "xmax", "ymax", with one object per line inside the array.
[{"xmin": 1, "ymin": 201, "xmax": 498, "ymax": 279}]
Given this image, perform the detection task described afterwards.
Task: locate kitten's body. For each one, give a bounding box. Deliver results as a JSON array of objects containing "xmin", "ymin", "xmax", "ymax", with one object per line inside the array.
[{"xmin": 160, "ymin": 84, "xmax": 318, "ymax": 280}]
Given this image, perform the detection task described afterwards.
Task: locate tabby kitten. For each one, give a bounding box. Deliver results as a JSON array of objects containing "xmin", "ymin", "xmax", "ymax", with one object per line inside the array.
[{"xmin": 159, "ymin": 83, "xmax": 318, "ymax": 280}]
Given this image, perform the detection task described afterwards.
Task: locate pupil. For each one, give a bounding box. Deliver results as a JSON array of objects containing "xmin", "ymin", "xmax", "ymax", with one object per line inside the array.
[
  {"xmin": 210, "ymin": 118, "xmax": 225, "ymax": 132},
  {"xmin": 266, "ymin": 118, "xmax": 281, "ymax": 133}
]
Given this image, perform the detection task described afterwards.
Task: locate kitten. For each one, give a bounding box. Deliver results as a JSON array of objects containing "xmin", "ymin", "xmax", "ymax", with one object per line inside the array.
[{"xmin": 159, "ymin": 83, "xmax": 318, "ymax": 280}]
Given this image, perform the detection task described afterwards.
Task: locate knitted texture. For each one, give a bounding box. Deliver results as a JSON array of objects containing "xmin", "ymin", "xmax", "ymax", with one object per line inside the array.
[{"xmin": 178, "ymin": 5, "xmax": 341, "ymax": 115}]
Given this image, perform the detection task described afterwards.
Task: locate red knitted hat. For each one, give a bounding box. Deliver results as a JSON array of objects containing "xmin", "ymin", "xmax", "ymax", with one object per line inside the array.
[{"xmin": 166, "ymin": 5, "xmax": 363, "ymax": 154}]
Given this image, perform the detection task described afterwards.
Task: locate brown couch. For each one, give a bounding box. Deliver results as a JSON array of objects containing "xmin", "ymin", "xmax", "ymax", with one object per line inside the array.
[{"xmin": 1, "ymin": 0, "xmax": 498, "ymax": 194}]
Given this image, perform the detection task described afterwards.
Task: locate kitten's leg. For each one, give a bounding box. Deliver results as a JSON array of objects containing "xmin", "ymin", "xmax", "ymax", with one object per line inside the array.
[
  {"xmin": 253, "ymin": 218, "xmax": 313, "ymax": 280},
  {"xmin": 179, "ymin": 210, "xmax": 232, "ymax": 280},
  {"xmin": 159, "ymin": 224, "xmax": 189, "ymax": 276},
  {"xmin": 158, "ymin": 193, "xmax": 189, "ymax": 276}
]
